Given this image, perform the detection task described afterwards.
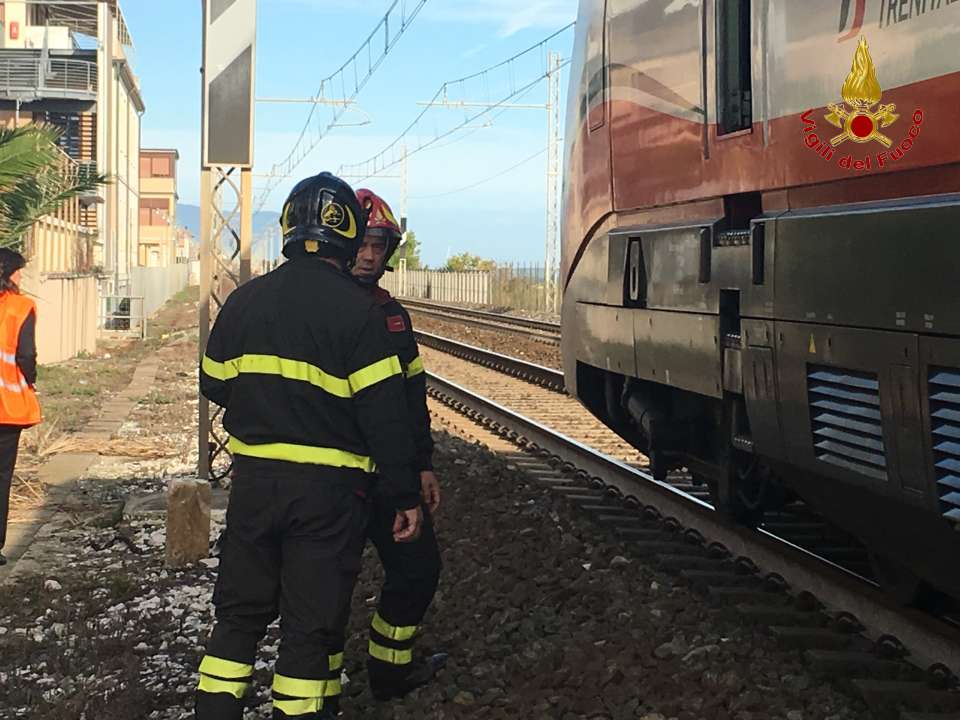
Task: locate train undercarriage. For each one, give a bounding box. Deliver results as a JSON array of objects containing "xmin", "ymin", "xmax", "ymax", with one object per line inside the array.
[{"xmin": 563, "ymin": 194, "xmax": 960, "ymax": 609}]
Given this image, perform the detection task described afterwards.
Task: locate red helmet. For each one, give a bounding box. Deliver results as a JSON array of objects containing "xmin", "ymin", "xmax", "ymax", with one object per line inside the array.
[
  {"xmin": 355, "ymin": 189, "xmax": 403, "ymax": 282},
  {"xmin": 358, "ymin": 188, "xmax": 401, "ymax": 235}
]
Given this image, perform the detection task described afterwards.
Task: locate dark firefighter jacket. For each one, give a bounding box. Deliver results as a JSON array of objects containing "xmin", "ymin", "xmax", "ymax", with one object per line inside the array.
[
  {"xmin": 199, "ymin": 258, "xmax": 421, "ymax": 511},
  {"xmin": 372, "ymin": 287, "xmax": 434, "ymax": 471}
]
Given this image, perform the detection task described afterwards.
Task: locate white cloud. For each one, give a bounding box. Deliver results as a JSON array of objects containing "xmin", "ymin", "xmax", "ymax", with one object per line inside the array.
[
  {"xmin": 267, "ymin": 0, "xmax": 577, "ymax": 37},
  {"xmin": 462, "ymin": 43, "xmax": 488, "ymax": 58},
  {"xmin": 429, "ymin": 0, "xmax": 577, "ymax": 36}
]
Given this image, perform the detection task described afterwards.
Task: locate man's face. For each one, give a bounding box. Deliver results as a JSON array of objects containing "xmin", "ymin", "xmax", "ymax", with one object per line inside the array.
[{"xmin": 352, "ymin": 233, "xmax": 389, "ymax": 281}]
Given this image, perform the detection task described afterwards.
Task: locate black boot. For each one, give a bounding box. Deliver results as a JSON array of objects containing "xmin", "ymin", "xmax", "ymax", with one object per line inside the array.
[
  {"xmin": 270, "ymin": 708, "xmax": 336, "ymax": 720},
  {"xmin": 0, "ymin": 552, "xmax": 7, "ymax": 566},
  {"xmin": 369, "ymin": 653, "xmax": 448, "ymax": 702}
]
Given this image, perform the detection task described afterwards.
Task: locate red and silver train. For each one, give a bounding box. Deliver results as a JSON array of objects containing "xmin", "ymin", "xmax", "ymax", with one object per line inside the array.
[{"xmin": 561, "ymin": 0, "xmax": 960, "ymax": 603}]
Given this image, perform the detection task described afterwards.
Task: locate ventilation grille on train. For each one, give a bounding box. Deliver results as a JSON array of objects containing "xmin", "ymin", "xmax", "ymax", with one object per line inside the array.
[
  {"xmin": 929, "ymin": 367, "xmax": 960, "ymax": 524},
  {"xmin": 807, "ymin": 365, "xmax": 887, "ymax": 481}
]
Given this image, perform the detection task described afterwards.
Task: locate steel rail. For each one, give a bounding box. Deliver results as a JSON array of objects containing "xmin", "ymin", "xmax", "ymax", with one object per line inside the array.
[
  {"xmin": 404, "ymin": 299, "xmax": 561, "ymax": 341},
  {"xmin": 426, "ymin": 370, "xmax": 960, "ymax": 677},
  {"xmin": 414, "ymin": 330, "xmax": 564, "ymax": 392}
]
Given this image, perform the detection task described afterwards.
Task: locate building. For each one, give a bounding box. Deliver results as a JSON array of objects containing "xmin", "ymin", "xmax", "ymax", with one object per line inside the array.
[
  {"xmin": 176, "ymin": 227, "xmax": 194, "ymax": 264},
  {"xmin": 0, "ymin": 0, "xmax": 145, "ymax": 292},
  {"xmin": 139, "ymin": 148, "xmax": 178, "ymax": 267}
]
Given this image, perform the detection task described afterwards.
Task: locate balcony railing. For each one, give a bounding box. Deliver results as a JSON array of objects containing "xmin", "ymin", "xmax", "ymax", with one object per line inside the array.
[{"xmin": 0, "ymin": 54, "xmax": 98, "ymax": 101}]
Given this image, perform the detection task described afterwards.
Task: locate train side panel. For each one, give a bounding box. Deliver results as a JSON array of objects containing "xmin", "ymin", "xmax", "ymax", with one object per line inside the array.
[{"xmin": 561, "ymin": 0, "xmax": 960, "ymax": 600}]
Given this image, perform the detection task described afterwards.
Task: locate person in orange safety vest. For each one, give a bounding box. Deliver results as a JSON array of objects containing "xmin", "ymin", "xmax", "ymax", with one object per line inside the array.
[{"xmin": 0, "ymin": 248, "xmax": 41, "ymax": 566}]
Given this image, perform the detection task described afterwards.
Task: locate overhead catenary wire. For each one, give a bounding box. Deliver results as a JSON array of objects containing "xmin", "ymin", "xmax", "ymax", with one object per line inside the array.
[
  {"xmin": 338, "ymin": 22, "xmax": 575, "ymax": 183},
  {"xmin": 409, "ymin": 147, "xmax": 547, "ymax": 199},
  {"xmin": 412, "ymin": 81, "xmax": 542, "ymax": 155},
  {"xmin": 348, "ymin": 70, "xmax": 566, "ymax": 185},
  {"xmin": 254, "ymin": 0, "xmax": 429, "ymax": 212}
]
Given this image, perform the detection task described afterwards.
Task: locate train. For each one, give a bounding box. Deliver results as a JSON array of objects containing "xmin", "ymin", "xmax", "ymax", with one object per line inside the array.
[{"xmin": 560, "ymin": 0, "xmax": 960, "ymax": 605}]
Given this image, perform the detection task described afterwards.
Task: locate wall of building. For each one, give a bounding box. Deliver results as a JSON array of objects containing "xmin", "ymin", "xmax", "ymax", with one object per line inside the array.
[
  {"xmin": 139, "ymin": 152, "xmax": 178, "ymax": 267},
  {"xmin": 130, "ymin": 263, "xmax": 190, "ymax": 319},
  {"xmin": 94, "ymin": 1, "xmax": 142, "ymax": 294},
  {"xmin": 0, "ymin": 1, "xmax": 29, "ymax": 49},
  {"xmin": 20, "ymin": 266, "xmax": 99, "ymax": 365}
]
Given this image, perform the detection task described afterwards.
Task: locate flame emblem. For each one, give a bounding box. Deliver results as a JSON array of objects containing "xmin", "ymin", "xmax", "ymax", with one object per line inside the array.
[{"xmin": 825, "ymin": 36, "xmax": 898, "ymax": 147}]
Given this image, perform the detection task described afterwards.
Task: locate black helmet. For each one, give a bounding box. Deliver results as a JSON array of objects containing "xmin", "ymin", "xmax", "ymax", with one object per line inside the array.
[{"xmin": 280, "ymin": 172, "xmax": 367, "ymax": 260}]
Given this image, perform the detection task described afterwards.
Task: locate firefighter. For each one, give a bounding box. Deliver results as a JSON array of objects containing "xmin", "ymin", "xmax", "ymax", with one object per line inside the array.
[
  {"xmin": 195, "ymin": 172, "xmax": 424, "ymax": 720},
  {"xmin": 0, "ymin": 248, "xmax": 41, "ymax": 567},
  {"xmin": 341, "ymin": 188, "xmax": 445, "ymax": 704}
]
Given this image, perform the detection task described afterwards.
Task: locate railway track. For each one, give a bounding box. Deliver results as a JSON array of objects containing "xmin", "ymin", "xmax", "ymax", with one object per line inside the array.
[
  {"xmin": 402, "ymin": 298, "xmax": 561, "ymax": 344},
  {"xmin": 419, "ymin": 332, "xmax": 960, "ymax": 718}
]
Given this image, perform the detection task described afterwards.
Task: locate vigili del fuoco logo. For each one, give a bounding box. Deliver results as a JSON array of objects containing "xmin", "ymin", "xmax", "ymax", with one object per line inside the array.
[{"xmin": 800, "ymin": 36, "xmax": 923, "ymax": 171}]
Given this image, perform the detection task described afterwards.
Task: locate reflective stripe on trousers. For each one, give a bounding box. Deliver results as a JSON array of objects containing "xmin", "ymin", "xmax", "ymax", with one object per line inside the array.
[
  {"xmin": 196, "ymin": 655, "xmax": 253, "ymax": 701},
  {"xmin": 368, "ymin": 611, "xmax": 417, "ymax": 666},
  {"xmin": 272, "ymin": 673, "xmax": 334, "ymax": 716}
]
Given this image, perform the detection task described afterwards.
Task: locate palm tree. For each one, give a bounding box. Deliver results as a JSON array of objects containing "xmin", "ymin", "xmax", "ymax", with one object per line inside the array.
[{"xmin": 0, "ymin": 124, "xmax": 107, "ymax": 250}]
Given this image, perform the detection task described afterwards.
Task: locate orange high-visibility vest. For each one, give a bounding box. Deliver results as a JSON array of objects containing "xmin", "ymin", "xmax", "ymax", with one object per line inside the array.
[{"xmin": 0, "ymin": 292, "xmax": 41, "ymax": 427}]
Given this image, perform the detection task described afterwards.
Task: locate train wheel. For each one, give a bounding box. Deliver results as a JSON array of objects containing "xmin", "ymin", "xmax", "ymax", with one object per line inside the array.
[
  {"xmin": 704, "ymin": 461, "xmax": 766, "ymax": 528},
  {"xmin": 869, "ymin": 553, "xmax": 926, "ymax": 607}
]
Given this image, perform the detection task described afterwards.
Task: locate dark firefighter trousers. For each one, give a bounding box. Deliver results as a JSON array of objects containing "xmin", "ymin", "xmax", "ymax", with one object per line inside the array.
[
  {"xmin": 326, "ymin": 490, "xmax": 440, "ymax": 708},
  {"xmin": 195, "ymin": 467, "xmax": 369, "ymax": 720}
]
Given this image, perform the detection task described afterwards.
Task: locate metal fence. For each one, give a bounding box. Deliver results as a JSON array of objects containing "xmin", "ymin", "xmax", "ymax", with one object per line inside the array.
[
  {"xmin": 0, "ymin": 54, "xmax": 98, "ymax": 100},
  {"xmin": 389, "ymin": 268, "xmax": 491, "ymax": 304},
  {"xmin": 489, "ymin": 264, "xmax": 559, "ymax": 314},
  {"xmin": 380, "ymin": 262, "xmax": 560, "ymax": 314},
  {"xmin": 130, "ymin": 264, "xmax": 191, "ymax": 319},
  {"xmin": 97, "ymin": 265, "xmax": 191, "ymax": 339},
  {"xmin": 100, "ymin": 295, "xmax": 146, "ymax": 339}
]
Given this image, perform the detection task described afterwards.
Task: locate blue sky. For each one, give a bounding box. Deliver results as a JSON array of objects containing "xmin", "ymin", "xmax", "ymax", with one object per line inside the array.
[{"xmin": 123, "ymin": 0, "xmax": 578, "ymax": 267}]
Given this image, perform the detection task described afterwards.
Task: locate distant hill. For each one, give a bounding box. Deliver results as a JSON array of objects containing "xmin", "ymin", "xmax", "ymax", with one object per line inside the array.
[{"xmin": 177, "ymin": 203, "xmax": 281, "ymax": 242}]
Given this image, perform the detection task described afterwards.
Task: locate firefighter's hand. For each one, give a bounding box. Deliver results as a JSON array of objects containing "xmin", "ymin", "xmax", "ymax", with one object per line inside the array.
[
  {"xmin": 420, "ymin": 471, "xmax": 440, "ymax": 515},
  {"xmin": 393, "ymin": 506, "xmax": 423, "ymax": 543}
]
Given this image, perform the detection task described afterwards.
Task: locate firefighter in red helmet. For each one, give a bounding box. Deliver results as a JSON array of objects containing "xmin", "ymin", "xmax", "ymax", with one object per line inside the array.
[
  {"xmin": 326, "ymin": 188, "xmax": 445, "ymax": 708},
  {"xmin": 195, "ymin": 172, "xmax": 423, "ymax": 720}
]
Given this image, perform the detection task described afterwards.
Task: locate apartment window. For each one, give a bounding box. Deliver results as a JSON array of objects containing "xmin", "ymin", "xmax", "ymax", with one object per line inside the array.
[
  {"xmin": 141, "ymin": 156, "xmax": 173, "ymax": 178},
  {"xmin": 716, "ymin": 0, "xmax": 752, "ymax": 135},
  {"xmin": 43, "ymin": 112, "xmax": 82, "ymax": 160},
  {"xmin": 140, "ymin": 198, "xmax": 169, "ymax": 226},
  {"xmin": 152, "ymin": 156, "xmax": 172, "ymax": 177}
]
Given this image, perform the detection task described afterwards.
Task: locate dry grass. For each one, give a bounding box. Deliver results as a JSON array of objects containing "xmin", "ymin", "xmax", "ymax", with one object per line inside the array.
[
  {"xmin": 7, "ymin": 472, "xmax": 47, "ymax": 520},
  {"xmin": 21, "ymin": 418, "xmax": 66, "ymax": 457},
  {"xmin": 0, "ymin": 565, "xmax": 196, "ymax": 719},
  {"xmin": 7, "ymin": 288, "xmax": 200, "ymax": 519},
  {"xmin": 36, "ymin": 436, "xmax": 179, "ymax": 459}
]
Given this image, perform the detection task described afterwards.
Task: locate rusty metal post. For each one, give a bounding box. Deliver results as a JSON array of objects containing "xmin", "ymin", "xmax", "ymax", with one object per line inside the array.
[
  {"xmin": 198, "ymin": 0, "xmax": 256, "ymax": 481},
  {"xmin": 240, "ymin": 169, "xmax": 253, "ymax": 284},
  {"xmin": 198, "ymin": 169, "xmax": 213, "ymax": 480}
]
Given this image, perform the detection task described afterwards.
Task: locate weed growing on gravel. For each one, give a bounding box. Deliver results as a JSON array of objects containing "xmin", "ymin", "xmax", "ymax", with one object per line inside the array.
[{"xmin": 0, "ymin": 555, "xmax": 207, "ymax": 718}]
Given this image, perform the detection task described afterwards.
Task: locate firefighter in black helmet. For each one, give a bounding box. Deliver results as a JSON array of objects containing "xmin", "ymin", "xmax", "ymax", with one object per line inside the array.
[{"xmin": 195, "ymin": 172, "xmax": 423, "ymax": 720}]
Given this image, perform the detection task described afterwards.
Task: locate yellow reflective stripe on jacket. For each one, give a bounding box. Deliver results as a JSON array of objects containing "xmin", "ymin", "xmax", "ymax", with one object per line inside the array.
[
  {"xmin": 198, "ymin": 675, "xmax": 249, "ymax": 699},
  {"xmin": 273, "ymin": 674, "xmax": 329, "ymax": 698},
  {"xmin": 199, "ymin": 655, "xmax": 253, "ymax": 680},
  {"xmin": 368, "ymin": 640, "xmax": 413, "ymax": 665},
  {"xmin": 329, "ymin": 652, "xmax": 344, "ymax": 671},
  {"xmin": 273, "ymin": 697, "xmax": 323, "ymax": 715},
  {"xmin": 202, "ymin": 355, "xmax": 236, "ymax": 381},
  {"xmin": 348, "ymin": 355, "xmax": 402, "ymax": 394},
  {"xmin": 229, "ymin": 437, "xmax": 377, "ymax": 473},
  {"xmin": 371, "ymin": 611, "xmax": 418, "ymax": 641},
  {"xmin": 406, "ymin": 355, "xmax": 425, "ymax": 378},
  {"xmin": 202, "ymin": 354, "xmax": 352, "ymax": 398},
  {"xmin": 322, "ymin": 679, "xmax": 342, "ymax": 697}
]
